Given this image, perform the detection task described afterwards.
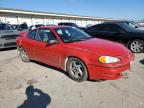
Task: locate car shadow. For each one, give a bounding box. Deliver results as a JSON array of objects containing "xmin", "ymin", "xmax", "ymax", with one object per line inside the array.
[
  {"xmin": 18, "ymin": 85, "xmax": 51, "ymax": 108},
  {"xmin": 31, "ymin": 61, "xmax": 70, "ymax": 79},
  {"xmin": 140, "ymin": 59, "xmax": 144, "ymax": 65},
  {"xmin": 0, "ymin": 47, "xmax": 16, "ymax": 52},
  {"xmin": 32, "ymin": 61, "xmax": 106, "ymax": 82}
]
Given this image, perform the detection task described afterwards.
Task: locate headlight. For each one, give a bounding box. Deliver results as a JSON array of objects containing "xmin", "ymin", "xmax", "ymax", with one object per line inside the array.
[{"xmin": 99, "ymin": 56, "xmax": 120, "ymax": 64}]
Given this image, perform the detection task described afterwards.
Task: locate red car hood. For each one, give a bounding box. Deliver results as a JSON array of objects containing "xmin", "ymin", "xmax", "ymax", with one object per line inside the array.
[{"xmin": 67, "ymin": 38, "xmax": 129, "ymax": 56}]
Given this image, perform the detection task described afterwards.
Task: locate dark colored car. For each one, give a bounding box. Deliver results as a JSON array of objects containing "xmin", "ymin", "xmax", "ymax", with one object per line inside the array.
[
  {"xmin": 84, "ymin": 21, "xmax": 144, "ymax": 53},
  {"xmin": 58, "ymin": 22, "xmax": 85, "ymax": 30},
  {"xmin": 12, "ymin": 23, "xmax": 29, "ymax": 31},
  {"xmin": 0, "ymin": 23, "xmax": 19, "ymax": 49},
  {"xmin": 16, "ymin": 26, "xmax": 133, "ymax": 82}
]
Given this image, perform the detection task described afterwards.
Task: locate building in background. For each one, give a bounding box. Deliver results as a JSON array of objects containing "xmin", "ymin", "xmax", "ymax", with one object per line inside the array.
[{"xmin": 0, "ymin": 7, "xmax": 116, "ymax": 27}]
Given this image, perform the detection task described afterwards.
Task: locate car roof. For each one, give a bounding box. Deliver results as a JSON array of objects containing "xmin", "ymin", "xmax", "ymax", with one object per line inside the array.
[
  {"xmin": 102, "ymin": 21, "xmax": 132, "ymax": 25},
  {"xmin": 38, "ymin": 25, "xmax": 71, "ymax": 29}
]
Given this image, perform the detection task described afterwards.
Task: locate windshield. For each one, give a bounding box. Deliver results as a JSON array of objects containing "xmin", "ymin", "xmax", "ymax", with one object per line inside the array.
[
  {"xmin": 55, "ymin": 27, "xmax": 92, "ymax": 43},
  {"xmin": 119, "ymin": 22, "xmax": 141, "ymax": 32},
  {"xmin": 126, "ymin": 22, "xmax": 140, "ymax": 28},
  {"xmin": 0, "ymin": 24, "xmax": 12, "ymax": 30}
]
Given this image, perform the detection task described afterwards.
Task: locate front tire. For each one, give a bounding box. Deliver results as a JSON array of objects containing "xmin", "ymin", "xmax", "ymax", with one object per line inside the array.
[
  {"xmin": 128, "ymin": 39, "xmax": 144, "ymax": 53},
  {"xmin": 18, "ymin": 47, "xmax": 30, "ymax": 63},
  {"xmin": 66, "ymin": 57, "xmax": 88, "ymax": 82}
]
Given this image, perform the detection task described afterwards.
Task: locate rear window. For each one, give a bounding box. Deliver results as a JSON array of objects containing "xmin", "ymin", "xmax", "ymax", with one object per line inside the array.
[{"xmin": 28, "ymin": 29, "xmax": 37, "ymax": 39}]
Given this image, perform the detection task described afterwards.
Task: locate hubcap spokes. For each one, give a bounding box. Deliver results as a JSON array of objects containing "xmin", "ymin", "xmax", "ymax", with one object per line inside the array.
[
  {"xmin": 70, "ymin": 61, "xmax": 83, "ymax": 78},
  {"xmin": 20, "ymin": 49, "xmax": 27, "ymax": 61},
  {"xmin": 131, "ymin": 41, "xmax": 143, "ymax": 52}
]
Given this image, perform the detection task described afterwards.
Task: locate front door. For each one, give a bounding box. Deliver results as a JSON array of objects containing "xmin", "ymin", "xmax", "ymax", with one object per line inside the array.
[{"xmin": 33, "ymin": 28, "xmax": 62, "ymax": 67}]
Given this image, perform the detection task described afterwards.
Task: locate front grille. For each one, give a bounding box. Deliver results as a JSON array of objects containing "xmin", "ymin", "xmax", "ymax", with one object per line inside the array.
[
  {"xmin": 1, "ymin": 35, "xmax": 18, "ymax": 39},
  {"xmin": 4, "ymin": 42, "xmax": 16, "ymax": 47}
]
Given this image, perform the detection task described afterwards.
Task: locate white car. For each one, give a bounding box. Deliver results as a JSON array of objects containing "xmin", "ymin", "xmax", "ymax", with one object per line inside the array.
[{"xmin": 0, "ymin": 23, "xmax": 19, "ymax": 49}]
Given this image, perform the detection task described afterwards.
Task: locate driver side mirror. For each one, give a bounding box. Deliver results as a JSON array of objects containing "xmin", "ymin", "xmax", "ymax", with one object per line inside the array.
[{"xmin": 48, "ymin": 40, "xmax": 58, "ymax": 45}]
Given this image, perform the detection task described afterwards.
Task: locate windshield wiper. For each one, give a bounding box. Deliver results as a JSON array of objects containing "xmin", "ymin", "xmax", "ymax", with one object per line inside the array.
[{"xmin": 65, "ymin": 37, "xmax": 92, "ymax": 43}]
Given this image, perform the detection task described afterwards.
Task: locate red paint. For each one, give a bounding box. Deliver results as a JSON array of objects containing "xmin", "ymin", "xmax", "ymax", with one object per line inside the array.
[{"xmin": 16, "ymin": 26, "xmax": 134, "ymax": 80}]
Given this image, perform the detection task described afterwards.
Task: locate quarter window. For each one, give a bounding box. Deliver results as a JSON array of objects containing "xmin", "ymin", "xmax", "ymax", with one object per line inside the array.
[
  {"xmin": 93, "ymin": 25, "xmax": 105, "ymax": 32},
  {"xmin": 28, "ymin": 29, "xmax": 37, "ymax": 39},
  {"xmin": 87, "ymin": 25, "xmax": 105, "ymax": 32},
  {"xmin": 103, "ymin": 24, "xmax": 119, "ymax": 32}
]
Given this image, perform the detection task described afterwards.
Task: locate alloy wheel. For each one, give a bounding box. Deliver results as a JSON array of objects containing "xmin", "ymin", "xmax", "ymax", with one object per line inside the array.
[
  {"xmin": 66, "ymin": 57, "xmax": 88, "ymax": 82},
  {"xmin": 69, "ymin": 60, "xmax": 84, "ymax": 79},
  {"xmin": 130, "ymin": 39, "xmax": 144, "ymax": 53},
  {"xmin": 19, "ymin": 47, "xmax": 29, "ymax": 62}
]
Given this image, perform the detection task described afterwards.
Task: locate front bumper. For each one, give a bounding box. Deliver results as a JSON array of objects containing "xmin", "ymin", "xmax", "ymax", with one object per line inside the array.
[
  {"xmin": 88, "ymin": 63, "xmax": 131, "ymax": 80},
  {"xmin": 0, "ymin": 39, "xmax": 16, "ymax": 49}
]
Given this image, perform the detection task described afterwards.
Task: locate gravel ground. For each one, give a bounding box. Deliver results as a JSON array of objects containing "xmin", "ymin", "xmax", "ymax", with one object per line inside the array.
[{"xmin": 0, "ymin": 48, "xmax": 144, "ymax": 108}]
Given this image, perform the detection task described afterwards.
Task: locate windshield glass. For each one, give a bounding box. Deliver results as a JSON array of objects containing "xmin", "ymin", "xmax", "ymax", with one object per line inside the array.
[
  {"xmin": 119, "ymin": 22, "xmax": 141, "ymax": 32},
  {"xmin": 55, "ymin": 27, "xmax": 92, "ymax": 43},
  {"xmin": 0, "ymin": 24, "xmax": 12, "ymax": 30},
  {"xmin": 126, "ymin": 22, "xmax": 140, "ymax": 28}
]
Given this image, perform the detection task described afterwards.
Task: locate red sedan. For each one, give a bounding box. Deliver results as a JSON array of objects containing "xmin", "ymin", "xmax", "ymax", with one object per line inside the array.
[{"xmin": 16, "ymin": 26, "xmax": 134, "ymax": 82}]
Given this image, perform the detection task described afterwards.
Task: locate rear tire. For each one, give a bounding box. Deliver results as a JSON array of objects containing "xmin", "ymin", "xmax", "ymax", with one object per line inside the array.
[
  {"xmin": 66, "ymin": 57, "xmax": 88, "ymax": 82},
  {"xmin": 18, "ymin": 47, "xmax": 30, "ymax": 63},
  {"xmin": 128, "ymin": 39, "xmax": 144, "ymax": 53}
]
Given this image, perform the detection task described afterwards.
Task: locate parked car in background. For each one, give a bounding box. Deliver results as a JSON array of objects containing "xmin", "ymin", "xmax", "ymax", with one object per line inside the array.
[
  {"xmin": 11, "ymin": 24, "xmax": 29, "ymax": 32},
  {"xmin": 58, "ymin": 22, "xmax": 85, "ymax": 30},
  {"xmin": 84, "ymin": 21, "xmax": 144, "ymax": 53},
  {"xmin": 11, "ymin": 24, "xmax": 20, "ymax": 30},
  {"xmin": 85, "ymin": 24, "xmax": 93, "ymax": 28},
  {"xmin": 16, "ymin": 26, "xmax": 133, "ymax": 82},
  {"xmin": 18, "ymin": 22, "xmax": 29, "ymax": 31},
  {"xmin": 28, "ymin": 24, "xmax": 44, "ymax": 31},
  {"xmin": 0, "ymin": 23, "xmax": 19, "ymax": 49}
]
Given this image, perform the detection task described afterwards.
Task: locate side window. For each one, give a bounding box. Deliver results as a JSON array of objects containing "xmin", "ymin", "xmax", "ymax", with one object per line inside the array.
[
  {"xmin": 116, "ymin": 25, "xmax": 126, "ymax": 33},
  {"xmin": 93, "ymin": 25, "xmax": 105, "ymax": 32},
  {"xmin": 103, "ymin": 24, "xmax": 119, "ymax": 33},
  {"xmin": 28, "ymin": 29, "xmax": 37, "ymax": 39},
  {"xmin": 87, "ymin": 24, "xmax": 105, "ymax": 32},
  {"xmin": 36, "ymin": 28, "xmax": 57, "ymax": 42}
]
